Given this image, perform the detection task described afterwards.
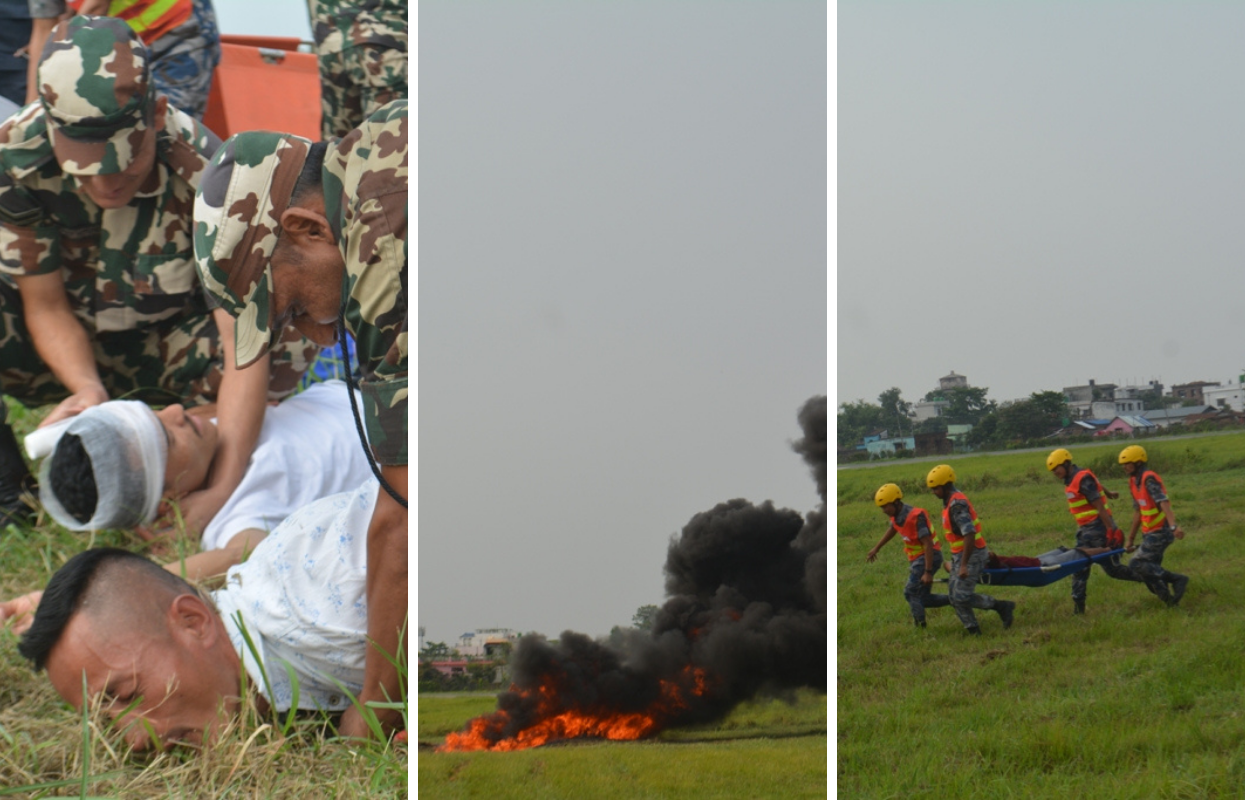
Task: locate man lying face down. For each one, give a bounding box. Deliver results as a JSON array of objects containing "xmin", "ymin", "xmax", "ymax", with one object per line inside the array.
[
  {"xmin": 18, "ymin": 479, "xmax": 379, "ymax": 751},
  {"xmin": 0, "ymin": 381, "xmax": 373, "ymax": 634},
  {"xmin": 41, "ymin": 380, "xmax": 373, "ymax": 579}
]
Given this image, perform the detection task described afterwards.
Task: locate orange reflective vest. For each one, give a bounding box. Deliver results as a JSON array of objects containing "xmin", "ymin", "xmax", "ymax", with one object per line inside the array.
[
  {"xmin": 941, "ymin": 491, "xmax": 986, "ymax": 554},
  {"xmin": 1065, "ymin": 468, "xmax": 1109, "ymax": 527},
  {"xmin": 894, "ymin": 506, "xmax": 940, "ymax": 562},
  {"xmin": 1129, "ymin": 469, "xmax": 1168, "ymax": 534},
  {"xmin": 68, "ymin": 0, "xmax": 192, "ymax": 44}
]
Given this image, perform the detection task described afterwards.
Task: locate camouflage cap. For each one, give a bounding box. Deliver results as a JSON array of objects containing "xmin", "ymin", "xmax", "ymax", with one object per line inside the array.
[
  {"xmin": 37, "ymin": 16, "xmax": 155, "ymax": 176},
  {"xmin": 193, "ymin": 131, "xmax": 313, "ymax": 369}
]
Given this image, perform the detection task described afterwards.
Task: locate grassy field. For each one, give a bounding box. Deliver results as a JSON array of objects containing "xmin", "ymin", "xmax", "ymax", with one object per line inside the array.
[
  {"xmin": 838, "ymin": 435, "xmax": 1245, "ymax": 798},
  {"xmin": 0, "ymin": 401, "xmax": 407, "ymax": 799},
  {"xmin": 418, "ymin": 689, "xmax": 828, "ymax": 798}
]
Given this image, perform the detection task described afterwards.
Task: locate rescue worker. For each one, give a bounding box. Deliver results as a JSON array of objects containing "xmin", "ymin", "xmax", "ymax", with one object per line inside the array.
[
  {"xmin": 0, "ymin": 17, "xmax": 314, "ymax": 528},
  {"xmin": 1119, "ymin": 445, "xmax": 1190, "ymax": 607},
  {"xmin": 306, "ymin": 0, "xmax": 407, "ymax": 139},
  {"xmin": 192, "ymin": 99, "xmax": 407, "ymax": 740},
  {"xmin": 25, "ymin": 0, "xmax": 222, "ymax": 121},
  {"xmin": 866, "ymin": 483, "xmax": 951, "ymax": 629},
  {"xmin": 926, "ymin": 464, "xmax": 1014, "ymax": 635},
  {"xmin": 1046, "ymin": 448, "xmax": 1140, "ymax": 614}
]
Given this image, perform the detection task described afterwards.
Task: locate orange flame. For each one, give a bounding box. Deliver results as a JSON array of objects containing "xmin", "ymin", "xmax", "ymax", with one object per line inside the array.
[{"xmin": 439, "ymin": 665, "xmax": 712, "ymax": 752}]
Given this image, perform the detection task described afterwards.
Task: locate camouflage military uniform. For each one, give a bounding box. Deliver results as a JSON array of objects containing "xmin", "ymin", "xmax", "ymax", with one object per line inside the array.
[
  {"xmin": 893, "ymin": 504, "xmax": 950, "ymax": 624},
  {"xmin": 942, "ymin": 494, "xmax": 1012, "ymax": 633},
  {"xmin": 322, "ymin": 99, "xmax": 406, "ymax": 464},
  {"xmin": 27, "ymin": 0, "xmax": 221, "ymax": 120},
  {"xmin": 193, "ymin": 99, "xmax": 407, "ymax": 466},
  {"xmin": 1126, "ymin": 471, "xmax": 1189, "ymax": 606},
  {"xmin": 306, "ymin": 0, "xmax": 407, "ymax": 139},
  {"xmin": 0, "ymin": 17, "xmax": 312, "ymax": 412}
]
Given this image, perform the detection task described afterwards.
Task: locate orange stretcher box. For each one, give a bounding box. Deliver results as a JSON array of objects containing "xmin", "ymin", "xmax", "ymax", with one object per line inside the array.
[{"xmin": 203, "ymin": 35, "xmax": 321, "ymax": 141}]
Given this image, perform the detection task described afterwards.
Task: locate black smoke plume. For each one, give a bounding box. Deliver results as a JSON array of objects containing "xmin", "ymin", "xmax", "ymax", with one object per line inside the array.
[{"xmin": 453, "ymin": 396, "xmax": 827, "ymax": 746}]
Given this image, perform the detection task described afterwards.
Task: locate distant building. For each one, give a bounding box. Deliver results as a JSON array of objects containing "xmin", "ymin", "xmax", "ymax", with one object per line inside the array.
[
  {"xmin": 1142, "ymin": 405, "xmax": 1216, "ymax": 429},
  {"xmin": 1101, "ymin": 416, "xmax": 1157, "ymax": 436},
  {"xmin": 1172, "ymin": 381, "xmax": 1218, "ymax": 406},
  {"xmin": 914, "ymin": 371, "xmax": 971, "ymax": 421},
  {"xmin": 939, "ymin": 371, "xmax": 969, "ymax": 392},
  {"xmin": 428, "ymin": 659, "xmax": 471, "ymax": 677},
  {"xmin": 1056, "ymin": 420, "xmax": 1106, "ymax": 437},
  {"xmin": 914, "ymin": 431, "xmax": 952, "ymax": 456},
  {"xmin": 1113, "ymin": 381, "xmax": 1163, "ymax": 414},
  {"xmin": 1204, "ymin": 380, "xmax": 1245, "ymax": 413},
  {"xmin": 456, "ymin": 627, "xmax": 520, "ymax": 657},
  {"xmin": 912, "ymin": 399, "xmax": 948, "ymax": 422},
  {"xmin": 863, "ymin": 436, "xmax": 915, "ymax": 459},
  {"xmin": 1063, "ymin": 379, "xmax": 1162, "ymax": 417},
  {"xmin": 946, "ymin": 423, "xmax": 973, "ymax": 448},
  {"xmin": 1063, "ymin": 380, "xmax": 1117, "ymax": 418}
]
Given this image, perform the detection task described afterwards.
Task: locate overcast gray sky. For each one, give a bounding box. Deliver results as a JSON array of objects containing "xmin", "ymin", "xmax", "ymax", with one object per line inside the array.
[
  {"xmin": 419, "ymin": 1, "xmax": 826, "ymax": 645},
  {"xmin": 839, "ymin": 2, "xmax": 1245, "ymax": 409}
]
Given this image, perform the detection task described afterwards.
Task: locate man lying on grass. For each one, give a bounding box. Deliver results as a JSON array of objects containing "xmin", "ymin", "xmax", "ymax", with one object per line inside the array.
[
  {"xmin": 0, "ymin": 379, "xmax": 372, "ymax": 631},
  {"xmin": 13, "ymin": 479, "xmax": 387, "ymax": 751}
]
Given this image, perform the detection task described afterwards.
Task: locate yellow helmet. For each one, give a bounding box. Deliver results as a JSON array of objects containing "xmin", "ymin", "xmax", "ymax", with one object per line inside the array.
[
  {"xmin": 874, "ymin": 483, "xmax": 903, "ymax": 507},
  {"xmin": 926, "ymin": 464, "xmax": 956, "ymax": 489},
  {"xmin": 1047, "ymin": 448, "xmax": 1073, "ymax": 471},
  {"xmin": 1119, "ymin": 445, "xmax": 1148, "ymax": 464}
]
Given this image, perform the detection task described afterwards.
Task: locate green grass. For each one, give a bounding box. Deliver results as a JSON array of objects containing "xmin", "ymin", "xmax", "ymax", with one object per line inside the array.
[
  {"xmin": 418, "ymin": 689, "xmax": 828, "ymax": 798},
  {"xmin": 0, "ymin": 400, "xmax": 408, "ymax": 798},
  {"xmin": 838, "ymin": 434, "xmax": 1245, "ymax": 798}
]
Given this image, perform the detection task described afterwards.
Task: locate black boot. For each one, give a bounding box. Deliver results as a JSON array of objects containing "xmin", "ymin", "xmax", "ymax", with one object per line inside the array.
[
  {"xmin": 996, "ymin": 600, "xmax": 1015, "ymax": 629},
  {"xmin": 1168, "ymin": 574, "xmax": 1189, "ymax": 606},
  {"xmin": 964, "ymin": 625, "xmax": 981, "ymax": 636},
  {"xmin": 1073, "ymin": 599, "xmax": 1085, "ymax": 615},
  {"xmin": 914, "ymin": 617, "xmax": 927, "ymax": 628},
  {"xmin": 0, "ymin": 409, "xmax": 37, "ymax": 528}
]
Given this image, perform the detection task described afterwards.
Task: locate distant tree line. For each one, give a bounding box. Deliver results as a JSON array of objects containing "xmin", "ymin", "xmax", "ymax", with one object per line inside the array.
[{"xmin": 838, "ymin": 386, "xmax": 1078, "ymax": 452}]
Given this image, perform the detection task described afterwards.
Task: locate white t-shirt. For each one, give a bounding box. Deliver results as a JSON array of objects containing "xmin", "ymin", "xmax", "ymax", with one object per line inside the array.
[
  {"xmin": 200, "ymin": 380, "xmax": 375, "ymax": 551},
  {"xmin": 214, "ymin": 479, "xmax": 378, "ymax": 712}
]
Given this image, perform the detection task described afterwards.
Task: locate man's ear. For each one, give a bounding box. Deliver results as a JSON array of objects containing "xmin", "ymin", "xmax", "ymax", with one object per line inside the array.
[
  {"xmin": 167, "ymin": 593, "xmax": 219, "ymax": 648},
  {"xmin": 279, "ymin": 207, "xmax": 336, "ymax": 247}
]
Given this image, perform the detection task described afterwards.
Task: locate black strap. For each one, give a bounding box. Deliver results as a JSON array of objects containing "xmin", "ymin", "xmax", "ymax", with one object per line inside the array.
[{"xmin": 338, "ymin": 313, "xmax": 408, "ymax": 509}]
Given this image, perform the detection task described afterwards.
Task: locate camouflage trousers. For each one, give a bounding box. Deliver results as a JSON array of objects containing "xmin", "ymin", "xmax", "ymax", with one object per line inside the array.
[
  {"xmin": 1072, "ymin": 522, "xmax": 1142, "ymax": 604},
  {"xmin": 1128, "ymin": 527, "xmax": 1184, "ymax": 603},
  {"xmin": 0, "ymin": 279, "xmax": 317, "ymax": 415},
  {"xmin": 149, "ymin": 0, "xmax": 222, "ymax": 121},
  {"xmin": 317, "ymin": 43, "xmax": 407, "ymax": 139},
  {"xmin": 948, "ymin": 548, "xmax": 1001, "ymax": 630},
  {"xmin": 904, "ymin": 550, "xmax": 950, "ymax": 623}
]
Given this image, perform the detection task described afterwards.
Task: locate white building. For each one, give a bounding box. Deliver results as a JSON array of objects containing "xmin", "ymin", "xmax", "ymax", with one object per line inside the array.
[
  {"xmin": 912, "ymin": 399, "xmax": 948, "ymax": 422},
  {"xmin": 1204, "ymin": 381, "xmax": 1245, "ymax": 413},
  {"xmin": 456, "ymin": 627, "xmax": 520, "ymax": 657}
]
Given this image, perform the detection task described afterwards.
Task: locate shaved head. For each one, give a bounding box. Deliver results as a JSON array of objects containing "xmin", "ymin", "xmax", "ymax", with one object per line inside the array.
[
  {"xmin": 19, "ymin": 549, "xmax": 199, "ymax": 670},
  {"xmin": 20, "ymin": 548, "xmax": 242, "ymax": 751}
]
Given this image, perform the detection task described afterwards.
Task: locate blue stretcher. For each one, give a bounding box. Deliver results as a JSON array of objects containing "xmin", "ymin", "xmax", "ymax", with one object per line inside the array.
[{"xmin": 977, "ymin": 548, "xmax": 1126, "ymax": 587}]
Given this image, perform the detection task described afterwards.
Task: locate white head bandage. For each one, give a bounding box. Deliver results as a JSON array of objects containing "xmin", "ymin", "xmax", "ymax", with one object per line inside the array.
[{"xmin": 39, "ymin": 401, "xmax": 168, "ymax": 531}]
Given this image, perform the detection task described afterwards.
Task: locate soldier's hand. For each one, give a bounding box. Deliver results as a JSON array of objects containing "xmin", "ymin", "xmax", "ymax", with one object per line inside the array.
[
  {"xmin": 1173, "ymin": 526, "xmax": 1185, "ymax": 540},
  {"xmin": 921, "ymin": 572, "xmax": 932, "ymax": 586},
  {"xmin": 40, "ymin": 385, "xmax": 109, "ymax": 428},
  {"xmin": 0, "ymin": 590, "xmax": 43, "ymax": 635},
  {"xmin": 958, "ymin": 566, "xmax": 968, "ymax": 579},
  {"xmin": 865, "ymin": 550, "xmax": 877, "ymax": 563}
]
